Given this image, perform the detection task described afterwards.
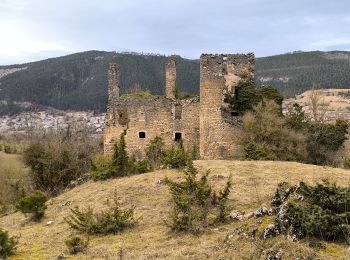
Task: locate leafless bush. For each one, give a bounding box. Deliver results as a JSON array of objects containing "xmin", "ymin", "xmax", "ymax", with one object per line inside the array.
[
  {"xmin": 23, "ymin": 124, "xmax": 102, "ymax": 196},
  {"xmin": 307, "ymin": 87, "xmax": 329, "ymax": 122}
]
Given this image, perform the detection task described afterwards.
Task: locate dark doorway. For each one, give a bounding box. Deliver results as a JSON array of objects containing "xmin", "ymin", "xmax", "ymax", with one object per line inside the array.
[
  {"xmin": 174, "ymin": 132, "xmax": 182, "ymax": 142},
  {"xmin": 139, "ymin": 132, "xmax": 146, "ymax": 138}
]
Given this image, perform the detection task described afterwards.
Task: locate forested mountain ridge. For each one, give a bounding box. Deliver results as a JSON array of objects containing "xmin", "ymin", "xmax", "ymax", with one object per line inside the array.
[
  {"xmin": 0, "ymin": 51, "xmax": 199, "ymax": 114},
  {"xmin": 255, "ymin": 51, "xmax": 350, "ymax": 97},
  {"xmin": 1, "ymin": 50, "xmax": 350, "ymax": 114}
]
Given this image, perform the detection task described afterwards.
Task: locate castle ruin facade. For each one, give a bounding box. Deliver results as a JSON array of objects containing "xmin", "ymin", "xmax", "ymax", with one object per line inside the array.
[{"xmin": 104, "ymin": 53, "xmax": 255, "ymax": 160}]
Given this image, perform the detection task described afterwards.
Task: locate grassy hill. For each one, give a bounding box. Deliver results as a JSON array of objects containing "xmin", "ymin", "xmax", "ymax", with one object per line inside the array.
[
  {"xmin": 1, "ymin": 160, "xmax": 350, "ymax": 259},
  {"xmin": 1, "ymin": 50, "xmax": 350, "ymax": 114}
]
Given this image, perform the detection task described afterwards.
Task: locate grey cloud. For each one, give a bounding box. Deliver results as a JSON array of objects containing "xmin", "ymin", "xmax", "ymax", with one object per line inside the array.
[{"xmin": 1, "ymin": 0, "xmax": 350, "ymax": 64}]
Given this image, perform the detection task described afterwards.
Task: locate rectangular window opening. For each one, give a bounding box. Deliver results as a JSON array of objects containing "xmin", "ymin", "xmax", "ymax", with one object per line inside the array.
[
  {"xmin": 117, "ymin": 107, "xmax": 129, "ymax": 126},
  {"xmin": 139, "ymin": 132, "xmax": 146, "ymax": 138},
  {"xmin": 174, "ymin": 104, "xmax": 182, "ymax": 120},
  {"xmin": 174, "ymin": 132, "xmax": 182, "ymax": 142}
]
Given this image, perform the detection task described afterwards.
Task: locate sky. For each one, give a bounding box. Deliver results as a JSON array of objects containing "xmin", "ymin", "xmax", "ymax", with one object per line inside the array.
[{"xmin": 1, "ymin": 0, "xmax": 350, "ymax": 64}]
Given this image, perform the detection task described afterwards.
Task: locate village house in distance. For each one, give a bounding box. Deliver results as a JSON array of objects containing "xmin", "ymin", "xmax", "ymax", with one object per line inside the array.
[{"xmin": 103, "ymin": 53, "xmax": 255, "ymax": 160}]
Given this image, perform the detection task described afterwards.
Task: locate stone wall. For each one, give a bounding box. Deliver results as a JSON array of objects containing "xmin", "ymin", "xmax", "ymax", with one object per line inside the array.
[
  {"xmin": 104, "ymin": 57, "xmax": 200, "ymax": 157},
  {"xmin": 104, "ymin": 96, "xmax": 200, "ymax": 158},
  {"xmin": 104, "ymin": 53, "xmax": 254, "ymax": 160},
  {"xmin": 199, "ymin": 53, "xmax": 254, "ymax": 159},
  {"xmin": 165, "ymin": 56, "xmax": 176, "ymax": 99},
  {"xmin": 176, "ymin": 97, "xmax": 200, "ymax": 151}
]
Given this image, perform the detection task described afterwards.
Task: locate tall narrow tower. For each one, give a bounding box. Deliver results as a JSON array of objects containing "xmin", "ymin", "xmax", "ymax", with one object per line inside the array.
[
  {"xmin": 108, "ymin": 63, "xmax": 120, "ymax": 106},
  {"xmin": 165, "ymin": 56, "xmax": 177, "ymax": 99},
  {"xmin": 104, "ymin": 63, "xmax": 121, "ymax": 155},
  {"xmin": 106, "ymin": 63, "xmax": 120, "ymax": 127},
  {"xmin": 199, "ymin": 53, "xmax": 255, "ymax": 159}
]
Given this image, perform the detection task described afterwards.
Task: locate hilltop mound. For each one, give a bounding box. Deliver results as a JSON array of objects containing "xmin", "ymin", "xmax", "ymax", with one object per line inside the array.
[{"xmin": 1, "ymin": 160, "xmax": 350, "ymax": 259}]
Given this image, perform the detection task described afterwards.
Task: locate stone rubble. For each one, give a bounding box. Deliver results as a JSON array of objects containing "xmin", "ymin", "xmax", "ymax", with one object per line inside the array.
[{"xmin": 229, "ymin": 207, "xmax": 272, "ymax": 222}]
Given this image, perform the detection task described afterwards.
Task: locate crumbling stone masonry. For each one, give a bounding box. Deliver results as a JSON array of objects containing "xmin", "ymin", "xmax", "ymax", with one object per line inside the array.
[
  {"xmin": 103, "ymin": 58, "xmax": 200, "ymax": 158},
  {"xmin": 104, "ymin": 53, "xmax": 255, "ymax": 160},
  {"xmin": 200, "ymin": 53, "xmax": 255, "ymax": 159},
  {"xmin": 105, "ymin": 63, "xmax": 120, "ymax": 127},
  {"xmin": 165, "ymin": 56, "xmax": 177, "ymax": 99}
]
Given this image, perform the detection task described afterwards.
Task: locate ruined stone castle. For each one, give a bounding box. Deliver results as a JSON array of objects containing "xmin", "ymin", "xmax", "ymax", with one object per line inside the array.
[{"xmin": 104, "ymin": 53, "xmax": 255, "ymax": 160}]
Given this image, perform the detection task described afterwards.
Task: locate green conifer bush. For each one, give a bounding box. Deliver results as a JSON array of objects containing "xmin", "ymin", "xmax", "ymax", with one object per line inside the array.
[
  {"xmin": 65, "ymin": 236, "xmax": 89, "ymax": 254},
  {"xmin": 16, "ymin": 190, "xmax": 47, "ymax": 221},
  {"xmin": 65, "ymin": 196, "xmax": 136, "ymax": 235},
  {"xmin": 0, "ymin": 228, "xmax": 17, "ymax": 258},
  {"xmin": 271, "ymin": 181, "xmax": 350, "ymax": 244},
  {"xmin": 165, "ymin": 160, "xmax": 232, "ymax": 234}
]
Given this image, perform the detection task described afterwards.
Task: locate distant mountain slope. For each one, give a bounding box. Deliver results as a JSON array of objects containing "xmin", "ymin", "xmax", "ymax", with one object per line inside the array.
[
  {"xmin": 255, "ymin": 51, "xmax": 350, "ymax": 97},
  {"xmin": 0, "ymin": 51, "xmax": 199, "ymax": 114},
  {"xmin": 1, "ymin": 50, "xmax": 350, "ymax": 114}
]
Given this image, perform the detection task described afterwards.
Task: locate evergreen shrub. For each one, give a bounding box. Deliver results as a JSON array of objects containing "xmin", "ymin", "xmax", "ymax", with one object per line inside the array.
[
  {"xmin": 16, "ymin": 190, "xmax": 47, "ymax": 221},
  {"xmin": 165, "ymin": 160, "xmax": 232, "ymax": 234}
]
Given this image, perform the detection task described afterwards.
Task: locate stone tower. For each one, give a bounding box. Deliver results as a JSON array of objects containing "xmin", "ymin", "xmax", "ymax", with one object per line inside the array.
[
  {"xmin": 199, "ymin": 53, "xmax": 255, "ymax": 159},
  {"xmin": 104, "ymin": 63, "xmax": 123, "ymax": 154},
  {"xmin": 165, "ymin": 56, "xmax": 177, "ymax": 99},
  {"xmin": 106, "ymin": 63, "xmax": 120, "ymax": 126},
  {"xmin": 108, "ymin": 64, "xmax": 119, "ymax": 106}
]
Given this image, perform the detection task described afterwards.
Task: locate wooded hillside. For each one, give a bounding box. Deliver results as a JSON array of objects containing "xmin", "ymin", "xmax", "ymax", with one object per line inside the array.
[{"xmin": 1, "ymin": 50, "xmax": 350, "ymax": 114}]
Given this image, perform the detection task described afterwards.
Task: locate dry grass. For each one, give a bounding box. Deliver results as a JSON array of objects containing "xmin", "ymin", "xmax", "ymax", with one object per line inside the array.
[
  {"xmin": 283, "ymin": 88, "xmax": 350, "ymax": 126},
  {"xmin": 0, "ymin": 152, "xmax": 27, "ymax": 179},
  {"xmin": 286, "ymin": 88, "xmax": 350, "ymax": 111},
  {"xmin": 1, "ymin": 160, "xmax": 350, "ymax": 259},
  {"xmin": 0, "ymin": 152, "xmax": 31, "ymax": 212}
]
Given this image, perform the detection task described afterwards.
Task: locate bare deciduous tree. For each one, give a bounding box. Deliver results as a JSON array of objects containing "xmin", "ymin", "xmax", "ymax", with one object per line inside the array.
[{"xmin": 307, "ymin": 87, "xmax": 329, "ymax": 122}]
